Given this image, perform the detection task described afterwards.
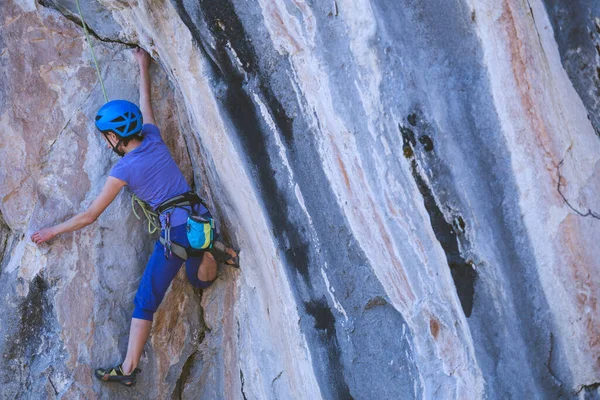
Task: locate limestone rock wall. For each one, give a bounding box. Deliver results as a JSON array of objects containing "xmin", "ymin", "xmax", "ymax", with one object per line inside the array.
[{"xmin": 0, "ymin": 0, "xmax": 599, "ymax": 399}]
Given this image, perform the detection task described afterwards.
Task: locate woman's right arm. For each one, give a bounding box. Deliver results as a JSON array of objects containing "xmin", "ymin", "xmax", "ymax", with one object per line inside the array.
[
  {"xmin": 31, "ymin": 177, "xmax": 126, "ymax": 244},
  {"xmin": 134, "ymin": 48, "xmax": 156, "ymax": 125}
]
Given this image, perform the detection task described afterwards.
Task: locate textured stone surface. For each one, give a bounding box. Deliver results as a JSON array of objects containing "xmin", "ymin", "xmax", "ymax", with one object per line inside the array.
[
  {"xmin": 543, "ymin": 0, "xmax": 600, "ymax": 138},
  {"xmin": 1, "ymin": 0, "xmax": 599, "ymax": 398}
]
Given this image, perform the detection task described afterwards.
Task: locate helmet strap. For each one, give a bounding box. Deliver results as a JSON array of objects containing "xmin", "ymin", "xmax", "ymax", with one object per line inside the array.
[
  {"xmin": 112, "ymin": 138, "xmax": 125, "ymax": 157},
  {"xmin": 103, "ymin": 132, "xmax": 125, "ymax": 157}
]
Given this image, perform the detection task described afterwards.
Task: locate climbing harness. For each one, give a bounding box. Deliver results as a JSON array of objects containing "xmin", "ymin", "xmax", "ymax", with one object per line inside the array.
[
  {"xmin": 132, "ymin": 191, "xmax": 237, "ymax": 264},
  {"xmin": 155, "ymin": 192, "xmax": 215, "ymax": 259},
  {"xmin": 75, "ymin": 0, "xmax": 109, "ymax": 103},
  {"xmin": 155, "ymin": 191, "xmax": 204, "ymax": 215}
]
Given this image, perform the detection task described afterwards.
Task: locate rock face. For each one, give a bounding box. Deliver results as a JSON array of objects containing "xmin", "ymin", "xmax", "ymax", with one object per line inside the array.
[{"xmin": 0, "ymin": 0, "xmax": 599, "ymax": 398}]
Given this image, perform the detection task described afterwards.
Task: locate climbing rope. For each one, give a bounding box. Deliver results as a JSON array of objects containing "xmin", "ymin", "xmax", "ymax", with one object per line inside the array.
[
  {"xmin": 75, "ymin": 0, "xmax": 109, "ymax": 102},
  {"xmin": 131, "ymin": 194, "xmax": 161, "ymax": 234}
]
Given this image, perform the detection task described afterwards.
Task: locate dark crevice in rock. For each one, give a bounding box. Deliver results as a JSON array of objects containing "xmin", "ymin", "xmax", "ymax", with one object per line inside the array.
[
  {"xmin": 410, "ymin": 159, "xmax": 476, "ymax": 317},
  {"xmin": 3, "ymin": 273, "xmax": 55, "ymax": 396},
  {"xmin": 400, "ymin": 124, "xmax": 416, "ymax": 158},
  {"xmin": 541, "ymin": 0, "xmax": 600, "ymax": 139},
  {"xmin": 525, "ymin": 0, "xmax": 548, "ymax": 62},
  {"xmin": 407, "ymin": 113, "xmax": 418, "ymax": 126},
  {"xmin": 169, "ymin": 0, "xmax": 229, "ymax": 77},
  {"xmin": 170, "ymin": 288, "xmax": 208, "ymax": 399},
  {"xmin": 47, "ymin": 376, "xmax": 58, "ymax": 396},
  {"xmin": 576, "ymin": 382, "xmax": 600, "ymax": 397},
  {"xmin": 305, "ymin": 298, "xmax": 353, "ymax": 400},
  {"xmin": 239, "ymin": 369, "xmax": 248, "ymax": 400},
  {"xmin": 557, "ymin": 154, "xmax": 600, "ymax": 220},
  {"xmin": 399, "ymin": 121, "xmax": 477, "ymax": 317},
  {"xmin": 11, "ymin": 276, "xmax": 52, "ymax": 361},
  {"xmin": 173, "ymin": 350, "xmax": 197, "ymax": 400},
  {"xmin": 171, "ymin": 114, "xmax": 198, "ymax": 193},
  {"xmin": 37, "ymin": 0, "xmax": 137, "ymax": 47},
  {"xmin": 196, "ymin": 294, "xmax": 208, "ymax": 343},
  {"xmin": 364, "ymin": 296, "xmax": 387, "ymax": 311},
  {"xmin": 0, "ymin": 211, "xmax": 12, "ymax": 276},
  {"xmin": 418, "ymin": 135, "xmax": 434, "ymax": 152},
  {"xmin": 545, "ymin": 333, "xmax": 565, "ymax": 394},
  {"xmin": 41, "ymin": 111, "xmax": 78, "ymax": 170},
  {"xmin": 41, "ymin": 83, "xmax": 107, "ymax": 172},
  {"xmin": 305, "ymin": 298, "xmax": 336, "ymax": 332},
  {"xmin": 271, "ymin": 370, "xmax": 283, "ymax": 385},
  {"xmin": 585, "ymin": 384, "xmax": 600, "ymax": 398}
]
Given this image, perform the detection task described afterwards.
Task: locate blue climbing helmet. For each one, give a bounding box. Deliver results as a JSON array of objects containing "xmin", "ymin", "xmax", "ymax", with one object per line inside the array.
[{"xmin": 95, "ymin": 100, "xmax": 143, "ymax": 137}]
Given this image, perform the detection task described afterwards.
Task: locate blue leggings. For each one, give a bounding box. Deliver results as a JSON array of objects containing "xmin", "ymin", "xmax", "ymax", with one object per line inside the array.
[{"xmin": 133, "ymin": 222, "xmax": 215, "ymax": 321}]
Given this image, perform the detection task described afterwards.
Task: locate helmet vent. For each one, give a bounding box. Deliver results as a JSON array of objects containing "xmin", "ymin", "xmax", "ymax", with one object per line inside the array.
[
  {"xmin": 111, "ymin": 116, "xmax": 126, "ymax": 123},
  {"xmin": 129, "ymin": 120, "xmax": 138, "ymax": 132},
  {"xmin": 95, "ymin": 115, "xmax": 102, "ymax": 121},
  {"xmin": 115, "ymin": 125, "xmax": 126, "ymax": 134}
]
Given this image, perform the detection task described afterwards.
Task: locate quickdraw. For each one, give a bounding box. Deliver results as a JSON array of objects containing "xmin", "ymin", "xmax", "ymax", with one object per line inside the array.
[{"xmin": 163, "ymin": 211, "xmax": 172, "ymax": 259}]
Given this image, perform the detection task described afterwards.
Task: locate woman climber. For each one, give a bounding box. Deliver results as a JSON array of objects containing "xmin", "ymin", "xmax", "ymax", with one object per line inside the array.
[{"xmin": 31, "ymin": 48, "xmax": 238, "ymax": 387}]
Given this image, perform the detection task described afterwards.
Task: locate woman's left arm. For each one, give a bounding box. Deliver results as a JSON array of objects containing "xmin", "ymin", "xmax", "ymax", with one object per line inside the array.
[{"xmin": 31, "ymin": 177, "xmax": 126, "ymax": 244}]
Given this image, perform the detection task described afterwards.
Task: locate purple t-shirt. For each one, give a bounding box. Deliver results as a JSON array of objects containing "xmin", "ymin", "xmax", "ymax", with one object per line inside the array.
[{"xmin": 110, "ymin": 124, "xmax": 197, "ymax": 228}]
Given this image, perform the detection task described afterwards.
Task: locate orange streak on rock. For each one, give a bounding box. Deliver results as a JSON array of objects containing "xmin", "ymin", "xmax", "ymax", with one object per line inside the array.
[
  {"xmin": 336, "ymin": 152, "xmax": 351, "ymax": 190},
  {"xmin": 429, "ymin": 317, "xmax": 441, "ymax": 340},
  {"xmin": 221, "ymin": 270, "xmax": 239, "ymax": 400},
  {"xmin": 558, "ymin": 215, "xmax": 600, "ymax": 370},
  {"xmin": 500, "ymin": 0, "xmax": 600, "ymax": 375},
  {"xmin": 263, "ymin": 3, "xmax": 302, "ymax": 55},
  {"xmin": 500, "ymin": 1, "xmax": 561, "ymax": 184},
  {"xmin": 331, "ymin": 141, "xmax": 415, "ymax": 307},
  {"xmin": 370, "ymin": 196, "xmax": 415, "ymax": 306},
  {"xmin": 385, "ymin": 193, "xmax": 399, "ymax": 218}
]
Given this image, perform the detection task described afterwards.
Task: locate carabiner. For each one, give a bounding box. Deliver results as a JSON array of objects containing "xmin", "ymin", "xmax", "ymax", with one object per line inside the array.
[{"xmin": 164, "ymin": 211, "xmax": 173, "ymax": 259}]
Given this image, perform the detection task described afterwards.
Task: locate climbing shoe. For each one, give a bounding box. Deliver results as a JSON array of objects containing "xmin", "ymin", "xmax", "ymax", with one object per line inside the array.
[
  {"xmin": 211, "ymin": 241, "xmax": 240, "ymax": 268},
  {"xmin": 94, "ymin": 363, "xmax": 141, "ymax": 387}
]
